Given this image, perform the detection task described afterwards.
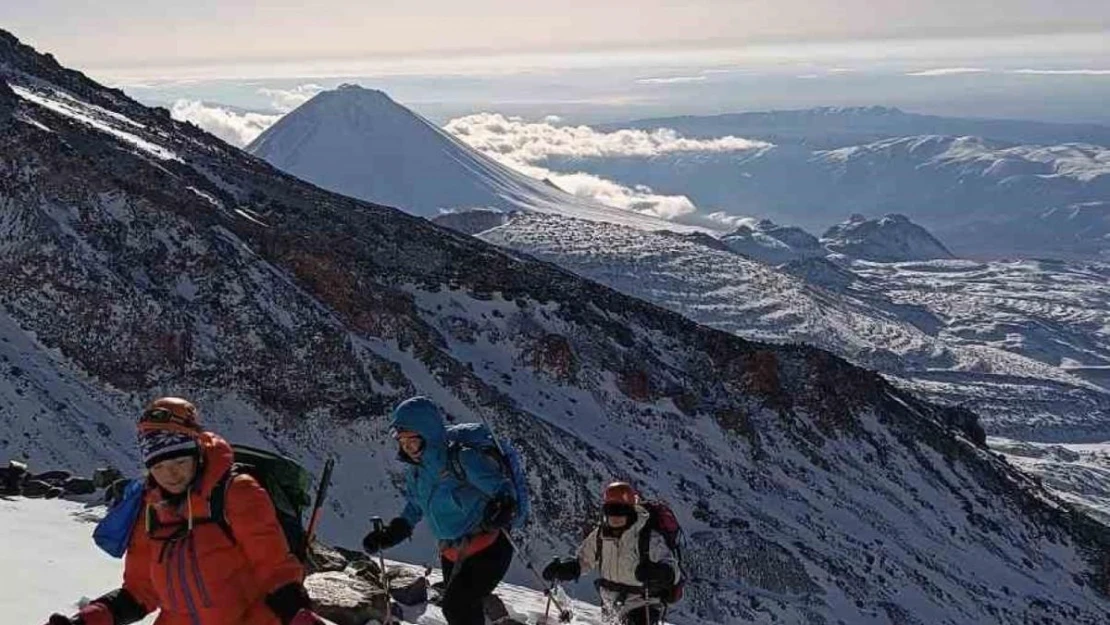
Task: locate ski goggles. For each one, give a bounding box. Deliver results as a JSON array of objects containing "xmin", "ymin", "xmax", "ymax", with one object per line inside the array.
[{"xmin": 139, "ymin": 407, "xmax": 201, "ymax": 434}]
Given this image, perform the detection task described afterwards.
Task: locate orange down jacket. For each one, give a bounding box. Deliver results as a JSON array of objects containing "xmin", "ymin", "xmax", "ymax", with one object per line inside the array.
[{"xmin": 121, "ymin": 433, "xmax": 304, "ymax": 625}]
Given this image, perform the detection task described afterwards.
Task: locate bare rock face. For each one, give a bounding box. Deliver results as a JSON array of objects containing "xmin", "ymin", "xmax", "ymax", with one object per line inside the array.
[{"xmin": 305, "ymin": 571, "xmax": 388, "ymax": 625}]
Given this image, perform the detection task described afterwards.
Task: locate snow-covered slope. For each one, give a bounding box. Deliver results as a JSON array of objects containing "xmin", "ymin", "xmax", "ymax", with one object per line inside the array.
[
  {"xmin": 718, "ymin": 214, "xmax": 951, "ymax": 265},
  {"xmin": 719, "ymin": 219, "xmax": 825, "ymax": 265},
  {"xmin": 245, "ymin": 85, "xmax": 698, "ymax": 232},
  {"xmin": 471, "ymin": 211, "xmax": 1110, "ymax": 440},
  {"xmin": 821, "ymin": 213, "xmax": 954, "ymax": 262},
  {"xmin": 5, "ymin": 28, "xmax": 1110, "ymax": 624},
  {"xmin": 5, "ymin": 497, "xmax": 602, "ymax": 625},
  {"xmin": 990, "ymin": 438, "xmax": 1110, "ymax": 528}
]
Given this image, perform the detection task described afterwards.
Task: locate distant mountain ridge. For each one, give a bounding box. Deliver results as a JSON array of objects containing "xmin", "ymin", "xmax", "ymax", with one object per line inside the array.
[{"xmin": 598, "ymin": 106, "xmax": 1110, "ymax": 149}]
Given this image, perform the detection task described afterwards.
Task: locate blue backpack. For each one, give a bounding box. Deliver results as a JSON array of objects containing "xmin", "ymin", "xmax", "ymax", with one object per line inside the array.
[
  {"xmin": 93, "ymin": 479, "xmax": 145, "ymax": 558},
  {"xmin": 445, "ymin": 422, "xmax": 531, "ymax": 530}
]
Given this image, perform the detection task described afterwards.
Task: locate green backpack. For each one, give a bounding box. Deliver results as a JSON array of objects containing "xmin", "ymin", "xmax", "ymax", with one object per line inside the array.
[{"xmin": 208, "ymin": 445, "xmax": 315, "ymax": 561}]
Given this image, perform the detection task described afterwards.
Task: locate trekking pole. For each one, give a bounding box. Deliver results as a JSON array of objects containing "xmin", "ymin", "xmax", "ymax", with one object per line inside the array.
[
  {"xmin": 498, "ymin": 530, "xmax": 572, "ymax": 622},
  {"xmin": 371, "ymin": 517, "xmax": 394, "ymax": 625},
  {"xmin": 543, "ymin": 593, "xmax": 553, "ymax": 624},
  {"xmin": 643, "ymin": 589, "xmax": 651, "ymax": 625},
  {"xmin": 303, "ymin": 458, "xmax": 335, "ymax": 561}
]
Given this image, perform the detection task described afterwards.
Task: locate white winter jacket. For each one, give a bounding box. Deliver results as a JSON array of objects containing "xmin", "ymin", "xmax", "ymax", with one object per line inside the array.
[{"xmin": 577, "ymin": 504, "xmax": 679, "ymax": 614}]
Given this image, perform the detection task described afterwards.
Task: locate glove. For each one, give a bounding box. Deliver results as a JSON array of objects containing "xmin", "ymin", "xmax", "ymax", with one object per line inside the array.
[
  {"xmin": 289, "ymin": 609, "xmax": 327, "ymax": 625},
  {"xmin": 362, "ymin": 517, "xmax": 412, "ymax": 553},
  {"xmin": 635, "ymin": 562, "xmax": 675, "ymax": 595},
  {"xmin": 45, "ymin": 602, "xmax": 113, "ymax": 625},
  {"xmin": 481, "ymin": 495, "xmax": 516, "ymax": 531},
  {"xmin": 542, "ymin": 557, "xmax": 582, "ymax": 582}
]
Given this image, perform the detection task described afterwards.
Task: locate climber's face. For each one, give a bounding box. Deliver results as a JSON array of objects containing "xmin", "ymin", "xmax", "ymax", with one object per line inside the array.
[
  {"xmin": 150, "ymin": 456, "xmax": 197, "ymax": 494},
  {"xmin": 396, "ymin": 430, "xmax": 425, "ymax": 462}
]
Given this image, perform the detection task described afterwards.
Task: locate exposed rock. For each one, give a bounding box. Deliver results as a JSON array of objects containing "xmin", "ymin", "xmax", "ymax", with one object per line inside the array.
[
  {"xmin": 32, "ymin": 470, "xmax": 73, "ymax": 484},
  {"xmin": 305, "ymin": 571, "xmax": 388, "ymax": 625},
  {"xmin": 307, "ymin": 542, "xmax": 349, "ymax": 573},
  {"xmin": 93, "ymin": 467, "xmax": 124, "ymax": 489},
  {"xmin": 63, "ymin": 477, "xmax": 97, "ymax": 495},
  {"xmin": 21, "ymin": 480, "xmax": 55, "ymax": 498}
]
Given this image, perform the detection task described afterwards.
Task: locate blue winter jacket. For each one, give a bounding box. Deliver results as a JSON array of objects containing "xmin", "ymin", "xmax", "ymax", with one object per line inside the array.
[{"xmin": 391, "ymin": 397, "xmax": 513, "ymax": 542}]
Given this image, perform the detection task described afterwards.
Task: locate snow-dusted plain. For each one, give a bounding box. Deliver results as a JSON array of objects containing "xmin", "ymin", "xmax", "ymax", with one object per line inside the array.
[{"xmin": 475, "ymin": 212, "xmax": 1110, "ymax": 440}]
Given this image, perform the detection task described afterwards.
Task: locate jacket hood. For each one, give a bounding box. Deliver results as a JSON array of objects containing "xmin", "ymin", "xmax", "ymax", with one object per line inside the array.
[{"xmin": 390, "ymin": 396, "xmax": 447, "ymax": 446}]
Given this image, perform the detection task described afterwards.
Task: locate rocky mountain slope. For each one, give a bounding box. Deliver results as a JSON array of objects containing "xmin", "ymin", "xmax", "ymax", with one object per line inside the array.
[{"xmin": 2, "ymin": 28, "xmax": 1110, "ymax": 624}]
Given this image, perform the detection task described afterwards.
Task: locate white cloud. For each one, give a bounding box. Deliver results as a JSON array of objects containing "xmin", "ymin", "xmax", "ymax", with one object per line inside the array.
[
  {"xmin": 445, "ymin": 113, "xmax": 764, "ymax": 230},
  {"xmin": 636, "ymin": 75, "xmax": 707, "ymax": 85},
  {"xmin": 543, "ymin": 115, "xmax": 563, "ymax": 124},
  {"xmin": 1008, "ymin": 69, "xmax": 1110, "ymax": 76},
  {"xmin": 906, "ymin": 67, "xmax": 990, "ymax": 76},
  {"xmin": 444, "ymin": 113, "xmax": 769, "ymax": 162},
  {"xmin": 170, "ymin": 100, "xmax": 282, "ymax": 147},
  {"xmin": 257, "ymin": 83, "xmax": 325, "ymax": 112}
]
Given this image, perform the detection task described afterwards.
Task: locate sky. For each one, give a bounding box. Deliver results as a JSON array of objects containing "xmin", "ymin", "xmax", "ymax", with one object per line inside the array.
[
  {"xmin": 3, "ymin": 1, "xmax": 1110, "ymax": 226},
  {"xmin": 4, "ymin": 1, "xmax": 1108, "ymax": 76}
]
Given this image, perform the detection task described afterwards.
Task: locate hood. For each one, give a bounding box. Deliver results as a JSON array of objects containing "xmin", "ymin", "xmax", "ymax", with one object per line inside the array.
[{"xmin": 389, "ymin": 396, "xmax": 447, "ymax": 446}]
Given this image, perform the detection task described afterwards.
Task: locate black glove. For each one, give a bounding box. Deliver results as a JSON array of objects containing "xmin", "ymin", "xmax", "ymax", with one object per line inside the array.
[
  {"xmin": 635, "ymin": 562, "xmax": 675, "ymax": 594},
  {"xmin": 266, "ymin": 582, "xmax": 313, "ymax": 625},
  {"xmin": 362, "ymin": 517, "xmax": 412, "ymax": 553},
  {"xmin": 45, "ymin": 616, "xmax": 75, "ymax": 625},
  {"xmin": 542, "ymin": 557, "xmax": 582, "ymax": 582},
  {"xmin": 481, "ymin": 495, "xmax": 516, "ymax": 531}
]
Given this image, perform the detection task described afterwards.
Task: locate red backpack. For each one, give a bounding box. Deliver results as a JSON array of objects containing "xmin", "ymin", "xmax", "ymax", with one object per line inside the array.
[{"xmin": 639, "ymin": 500, "xmax": 687, "ymax": 603}]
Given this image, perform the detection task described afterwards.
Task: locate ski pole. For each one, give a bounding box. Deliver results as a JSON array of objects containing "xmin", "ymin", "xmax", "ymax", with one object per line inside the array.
[
  {"xmin": 543, "ymin": 593, "xmax": 553, "ymax": 624},
  {"xmin": 303, "ymin": 458, "xmax": 336, "ymax": 561},
  {"xmin": 371, "ymin": 517, "xmax": 394, "ymax": 625}
]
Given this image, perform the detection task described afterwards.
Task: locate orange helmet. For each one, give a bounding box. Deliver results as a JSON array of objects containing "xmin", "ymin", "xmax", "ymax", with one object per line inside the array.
[
  {"xmin": 139, "ymin": 397, "xmax": 201, "ymax": 435},
  {"xmin": 602, "ymin": 481, "xmax": 638, "ymax": 506}
]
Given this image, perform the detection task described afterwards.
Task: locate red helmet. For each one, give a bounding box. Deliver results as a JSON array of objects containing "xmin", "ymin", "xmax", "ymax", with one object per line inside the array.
[
  {"xmin": 602, "ymin": 481, "xmax": 638, "ymax": 506},
  {"xmin": 139, "ymin": 397, "xmax": 201, "ymax": 435}
]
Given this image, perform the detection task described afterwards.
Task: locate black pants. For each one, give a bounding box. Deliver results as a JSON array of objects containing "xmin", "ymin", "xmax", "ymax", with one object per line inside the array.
[
  {"xmin": 624, "ymin": 606, "xmax": 663, "ymax": 625},
  {"xmin": 440, "ymin": 533, "xmax": 514, "ymax": 625}
]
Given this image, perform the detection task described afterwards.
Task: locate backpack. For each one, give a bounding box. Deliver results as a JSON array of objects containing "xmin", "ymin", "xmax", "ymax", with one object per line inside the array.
[
  {"xmin": 444, "ymin": 422, "xmax": 531, "ymax": 530},
  {"xmin": 93, "ymin": 478, "xmax": 145, "ymax": 558},
  {"xmin": 596, "ymin": 499, "xmax": 687, "ymax": 604},
  {"xmin": 143, "ymin": 444, "xmax": 315, "ymax": 562},
  {"xmin": 208, "ymin": 445, "xmax": 314, "ymax": 561}
]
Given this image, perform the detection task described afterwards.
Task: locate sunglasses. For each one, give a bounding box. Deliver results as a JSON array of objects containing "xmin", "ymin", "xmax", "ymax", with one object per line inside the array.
[{"xmin": 140, "ymin": 408, "xmax": 199, "ymax": 432}]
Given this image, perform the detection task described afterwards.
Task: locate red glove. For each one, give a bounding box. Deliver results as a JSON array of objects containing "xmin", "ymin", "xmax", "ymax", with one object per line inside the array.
[{"xmin": 290, "ymin": 609, "xmax": 327, "ymax": 625}]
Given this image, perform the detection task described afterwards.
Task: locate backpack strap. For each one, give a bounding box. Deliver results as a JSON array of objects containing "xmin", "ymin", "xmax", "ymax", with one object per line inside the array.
[
  {"xmin": 595, "ymin": 525, "xmax": 604, "ymax": 570},
  {"xmin": 206, "ymin": 467, "xmax": 238, "ymax": 545},
  {"xmin": 638, "ymin": 515, "xmax": 654, "ymax": 569},
  {"xmin": 446, "ymin": 443, "xmax": 467, "ymax": 482}
]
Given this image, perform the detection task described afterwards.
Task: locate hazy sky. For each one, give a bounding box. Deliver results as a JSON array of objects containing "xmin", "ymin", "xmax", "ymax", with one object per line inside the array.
[{"xmin": 4, "ymin": 0, "xmax": 1108, "ymax": 75}]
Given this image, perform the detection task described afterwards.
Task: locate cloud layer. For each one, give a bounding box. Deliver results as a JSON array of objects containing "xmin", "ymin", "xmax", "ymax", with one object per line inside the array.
[
  {"xmin": 446, "ymin": 113, "xmax": 766, "ymax": 230},
  {"xmin": 170, "ymin": 100, "xmax": 282, "ymax": 146},
  {"xmin": 257, "ymin": 84, "xmax": 326, "ymax": 111},
  {"xmin": 445, "ymin": 112, "xmax": 769, "ymax": 160}
]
